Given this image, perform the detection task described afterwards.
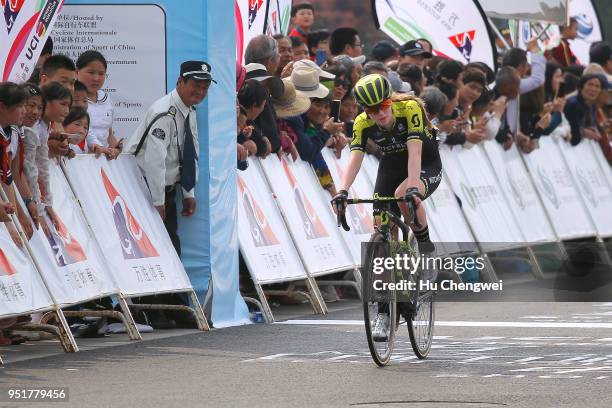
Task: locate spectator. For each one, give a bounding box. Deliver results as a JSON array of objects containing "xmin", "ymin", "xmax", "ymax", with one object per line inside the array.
[
  {"xmin": 72, "ymin": 80, "xmax": 88, "ymax": 110},
  {"xmin": 273, "ymin": 35, "xmax": 294, "ymax": 77},
  {"xmin": 76, "ymin": 50, "xmax": 120, "ymax": 156},
  {"xmin": 39, "ymin": 54, "xmax": 76, "ymax": 93},
  {"xmin": 307, "ymin": 29, "xmax": 331, "ymax": 65},
  {"xmin": 41, "ymin": 82, "xmax": 71, "ymax": 159},
  {"xmin": 399, "ymin": 64, "xmax": 426, "ymax": 96},
  {"xmin": 272, "ymin": 78, "xmax": 311, "ymax": 160},
  {"xmin": 435, "ymin": 59, "xmax": 464, "ymax": 86},
  {"xmin": 63, "ymin": 107, "xmax": 90, "ymax": 154},
  {"xmin": 387, "ymin": 71, "xmax": 412, "ymax": 94},
  {"xmin": 289, "ymin": 2, "xmax": 315, "ymax": 44},
  {"xmin": 0, "ymin": 82, "xmax": 30, "ymax": 245},
  {"xmin": 238, "ymin": 79, "xmax": 271, "ymax": 158},
  {"xmin": 417, "ymin": 38, "xmax": 433, "ymax": 54},
  {"xmin": 398, "ymin": 40, "xmax": 432, "ymax": 70},
  {"xmin": 363, "ymin": 61, "xmax": 389, "ymax": 77},
  {"xmin": 339, "ymin": 92, "xmax": 359, "ymax": 136},
  {"xmin": 290, "ymin": 36, "xmax": 310, "ymax": 62},
  {"xmin": 466, "ymin": 61, "xmax": 496, "ymax": 86},
  {"xmin": 564, "ymin": 74, "xmax": 608, "ymax": 145},
  {"xmin": 502, "ymin": 41, "xmax": 546, "ymax": 136},
  {"xmin": 329, "ymin": 27, "xmax": 363, "ymax": 58},
  {"xmin": 27, "ymin": 37, "xmax": 54, "ymax": 84},
  {"xmin": 237, "ymin": 103, "xmax": 257, "ymax": 158},
  {"xmin": 548, "ymin": 17, "xmax": 579, "ymax": 67},
  {"xmin": 245, "ymin": 36, "xmax": 283, "ymax": 154},
  {"xmin": 589, "ymin": 41, "xmax": 612, "ymax": 76},
  {"xmin": 493, "ymin": 66, "xmax": 522, "ymax": 150},
  {"xmin": 332, "ymin": 54, "xmax": 365, "ymax": 87},
  {"xmin": 520, "ymin": 87, "xmax": 553, "ymax": 142},
  {"xmin": 318, "ymin": 62, "xmax": 353, "ymax": 100},
  {"xmin": 420, "ymin": 86, "xmax": 448, "ymax": 121},
  {"xmin": 457, "ymin": 68, "xmax": 486, "ymax": 111},
  {"xmin": 370, "ymin": 40, "xmax": 398, "ymax": 64}
]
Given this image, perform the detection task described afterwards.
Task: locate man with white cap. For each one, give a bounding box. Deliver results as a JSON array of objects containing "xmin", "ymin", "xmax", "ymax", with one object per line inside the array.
[{"xmin": 332, "ymin": 54, "xmax": 365, "ymax": 86}]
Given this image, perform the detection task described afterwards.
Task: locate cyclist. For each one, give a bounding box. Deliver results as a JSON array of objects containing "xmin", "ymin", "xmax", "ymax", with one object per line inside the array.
[{"xmin": 331, "ymin": 74, "xmax": 442, "ymax": 341}]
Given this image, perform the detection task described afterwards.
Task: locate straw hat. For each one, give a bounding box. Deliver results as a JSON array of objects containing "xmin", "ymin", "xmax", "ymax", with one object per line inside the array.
[
  {"xmin": 290, "ymin": 67, "xmax": 330, "ymax": 98},
  {"xmin": 272, "ymin": 78, "xmax": 311, "ymax": 118}
]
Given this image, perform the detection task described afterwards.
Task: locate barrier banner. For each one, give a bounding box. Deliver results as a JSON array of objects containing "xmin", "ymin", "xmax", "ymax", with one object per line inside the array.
[
  {"xmin": 62, "ymin": 155, "xmax": 193, "ymax": 296},
  {"xmin": 483, "ymin": 141, "xmax": 556, "ymax": 242},
  {"xmin": 259, "ymin": 155, "xmax": 353, "ymax": 276},
  {"xmin": 424, "ymin": 174, "xmax": 476, "ymax": 254},
  {"xmin": 440, "ymin": 145, "xmax": 524, "ymax": 249},
  {"xmin": 322, "ymin": 147, "xmax": 374, "ymax": 265},
  {"xmin": 521, "ymin": 137, "xmax": 596, "ymax": 239},
  {"xmin": 558, "ymin": 139, "xmax": 612, "ymax": 237},
  {"xmin": 1, "ymin": 0, "xmax": 64, "ymax": 82},
  {"xmin": 372, "ymin": 0, "xmax": 497, "ymax": 69},
  {"xmin": 23, "ymin": 161, "xmax": 118, "ymax": 306},
  {"xmin": 238, "ymin": 158, "xmax": 308, "ymax": 284},
  {"xmin": 0, "ymin": 223, "xmax": 54, "ymax": 317}
]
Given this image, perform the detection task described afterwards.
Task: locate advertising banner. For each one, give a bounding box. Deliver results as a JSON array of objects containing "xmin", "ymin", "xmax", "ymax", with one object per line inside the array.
[
  {"xmin": 63, "ymin": 155, "xmax": 193, "ymax": 296},
  {"xmin": 0, "ymin": 223, "xmax": 54, "ymax": 317},
  {"xmin": 237, "ymin": 158, "xmax": 308, "ymax": 284},
  {"xmin": 568, "ymin": 0, "xmax": 603, "ymax": 65},
  {"xmin": 259, "ymin": 155, "xmax": 353, "ymax": 276},
  {"xmin": 1, "ymin": 0, "xmax": 64, "ymax": 82},
  {"xmin": 372, "ymin": 0, "xmax": 497, "ymax": 69}
]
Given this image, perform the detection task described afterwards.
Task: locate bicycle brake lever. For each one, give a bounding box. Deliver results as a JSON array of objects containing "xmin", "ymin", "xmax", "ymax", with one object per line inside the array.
[{"xmin": 339, "ymin": 210, "xmax": 351, "ymax": 231}]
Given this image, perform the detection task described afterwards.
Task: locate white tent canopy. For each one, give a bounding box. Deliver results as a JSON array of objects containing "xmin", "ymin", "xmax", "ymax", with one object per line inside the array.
[{"xmin": 479, "ymin": 0, "xmax": 568, "ymax": 25}]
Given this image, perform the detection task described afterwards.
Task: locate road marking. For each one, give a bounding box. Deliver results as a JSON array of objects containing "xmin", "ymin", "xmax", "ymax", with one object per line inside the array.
[
  {"xmin": 511, "ymin": 357, "xmax": 543, "ymax": 363},
  {"xmin": 276, "ymin": 319, "xmax": 612, "ymax": 329}
]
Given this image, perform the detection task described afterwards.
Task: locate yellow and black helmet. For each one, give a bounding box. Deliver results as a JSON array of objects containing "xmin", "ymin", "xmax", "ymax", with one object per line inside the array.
[{"xmin": 353, "ymin": 74, "xmax": 393, "ymax": 107}]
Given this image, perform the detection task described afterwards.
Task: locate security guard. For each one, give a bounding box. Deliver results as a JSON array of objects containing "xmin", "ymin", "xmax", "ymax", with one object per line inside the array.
[{"xmin": 125, "ymin": 60, "xmax": 215, "ymax": 256}]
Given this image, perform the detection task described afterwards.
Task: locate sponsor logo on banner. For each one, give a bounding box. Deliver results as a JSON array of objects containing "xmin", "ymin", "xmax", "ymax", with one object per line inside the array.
[
  {"xmin": 537, "ymin": 166, "xmax": 560, "ymax": 209},
  {"xmin": 3, "ymin": 0, "xmax": 62, "ymax": 81},
  {"xmin": 237, "ymin": 174, "xmax": 280, "ymax": 247},
  {"xmin": 280, "ymin": 157, "xmax": 328, "ymax": 240},
  {"xmin": 100, "ymin": 168, "xmax": 159, "ymax": 259},
  {"xmin": 0, "ymin": 248, "xmax": 17, "ymax": 276},
  {"xmin": 449, "ymin": 30, "xmax": 475, "ymax": 62},
  {"xmin": 46, "ymin": 215, "xmax": 87, "ymax": 267},
  {"xmin": 1, "ymin": 0, "xmax": 25, "ymax": 33},
  {"xmin": 574, "ymin": 13, "xmax": 594, "ymax": 39},
  {"xmin": 248, "ymin": 0, "xmax": 263, "ymax": 29},
  {"xmin": 331, "ymin": 160, "xmax": 372, "ymax": 235}
]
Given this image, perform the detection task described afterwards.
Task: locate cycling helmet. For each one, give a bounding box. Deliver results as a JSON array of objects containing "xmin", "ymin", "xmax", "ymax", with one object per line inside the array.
[{"xmin": 353, "ymin": 74, "xmax": 393, "ymax": 107}]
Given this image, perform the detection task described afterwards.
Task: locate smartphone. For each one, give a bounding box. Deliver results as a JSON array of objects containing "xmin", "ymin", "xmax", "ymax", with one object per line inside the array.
[
  {"xmin": 330, "ymin": 99, "xmax": 341, "ymax": 122},
  {"xmin": 315, "ymin": 49, "xmax": 327, "ymax": 66},
  {"xmin": 557, "ymin": 81, "xmax": 570, "ymax": 98}
]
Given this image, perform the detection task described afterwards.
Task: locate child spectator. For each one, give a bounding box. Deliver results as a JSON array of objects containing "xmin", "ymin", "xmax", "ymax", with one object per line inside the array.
[
  {"xmin": 63, "ymin": 107, "xmax": 90, "ymax": 154},
  {"xmin": 238, "ymin": 79, "xmax": 271, "ymax": 158},
  {"xmin": 72, "ymin": 80, "xmax": 89, "ymax": 111},
  {"xmin": 289, "ymin": 2, "xmax": 315, "ymax": 44},
  {"xmin": 290, "ymin": 36, "xmax": 310, "ymax": 62},
  {"xmin": 306, "ymin": 29, "xmax": 330, "ymax": 65},
  {"xmin": 39, "ymin": 54, "xmax": 76, "ymax": 93},
  {"xmin": 76, "ymin": 51, "xmax": 120, "ymax": 157}
]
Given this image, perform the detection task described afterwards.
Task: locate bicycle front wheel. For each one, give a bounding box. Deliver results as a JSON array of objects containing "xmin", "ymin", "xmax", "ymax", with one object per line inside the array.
[
  {"xmin": 408, "ymin": 288, "xmax": 435, "ymax": 359},
  {"xmin": 362, "ymin": 232, "xmax": 397, "ymax": 367}
]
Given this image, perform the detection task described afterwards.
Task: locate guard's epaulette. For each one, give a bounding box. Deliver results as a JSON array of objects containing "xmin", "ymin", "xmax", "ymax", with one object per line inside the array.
[{"xmin": 168, "ymin": 106, "xmax": 177, "ymax": 117}]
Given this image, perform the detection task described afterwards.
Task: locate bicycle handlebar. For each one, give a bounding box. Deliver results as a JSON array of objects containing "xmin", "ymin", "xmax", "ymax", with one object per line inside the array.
[{"xmin": 335, "ymin": 193, "xmax": 424, "ymax": 231}]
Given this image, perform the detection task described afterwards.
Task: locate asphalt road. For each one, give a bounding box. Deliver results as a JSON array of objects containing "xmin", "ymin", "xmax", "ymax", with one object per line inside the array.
[{"xmin": 1, "ymin": 301, "xmax": 611, "ymax": 408}]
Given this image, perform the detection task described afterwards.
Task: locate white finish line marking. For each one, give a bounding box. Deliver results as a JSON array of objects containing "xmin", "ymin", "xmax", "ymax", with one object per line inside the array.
[{"xmin": 275, "ymin": 320, "xmax": 612, "ymax": 329}]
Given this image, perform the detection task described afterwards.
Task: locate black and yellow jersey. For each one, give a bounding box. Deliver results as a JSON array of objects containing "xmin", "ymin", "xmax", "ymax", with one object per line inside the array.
[{"xmin": 350, "ymin": 99, "xmax": 439, "ymax": 165}]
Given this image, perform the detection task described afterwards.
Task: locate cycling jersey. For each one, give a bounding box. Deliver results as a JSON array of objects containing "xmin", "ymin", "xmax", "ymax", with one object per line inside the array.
[
  {"xmin": 350, "ymin": 99, "xmax": 440, "ymax": 166},
  {"xmin": 349, "ymin": 99, "xmax": 442, "ymax": 216}
]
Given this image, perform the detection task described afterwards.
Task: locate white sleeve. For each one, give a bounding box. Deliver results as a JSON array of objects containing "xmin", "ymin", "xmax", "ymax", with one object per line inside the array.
[
  {"xmin": 23, "ymin": 128, "xmax": 41, "ymax": 205},
  {"xmin": 519, "ymin": 53, "xmax": 546, "ymax": 94},
  {"xmin": 140, "ymin": 116, "xmax": 173, "ymax": 206},
  {"xmin": 485, "ymin": 114, "xmax": 501, "ymax": 140},
  {"xmin": 35, "ymin": 131, "xmax": 52, "ymax": 214}
]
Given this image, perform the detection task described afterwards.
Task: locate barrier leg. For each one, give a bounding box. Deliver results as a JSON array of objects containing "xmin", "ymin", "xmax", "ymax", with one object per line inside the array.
[
  {"xmin": 55, "ymin": 309, "xmax": 79, "ymax": 353},
  {"xmin": 188, "ymin": 290, "xmax": 210, "ymax": 331},
  {"xmin": 117, "ymin": 295, "xmax": 142, "ymax": 340},
  {"xmin": 481, "ymin": 253, "xmax": 499, "ymax": 283},
  {"xmin": 526, "ymin": 246, "xmax": 546, "ymax": 279},
  {"xmin": 596, "ymin": 237, "xmax": 612, "ymax": 267},
  {"xmin": 307, "ymin": 277, "xmax": 328, "ymax": 314},
  {"xmin": 352, "ymin": 267, "xmax": 363, "ymax": 299},
  {"xmin": 252, "ymin": 283, "xmax": 274, "ymax": 323}
]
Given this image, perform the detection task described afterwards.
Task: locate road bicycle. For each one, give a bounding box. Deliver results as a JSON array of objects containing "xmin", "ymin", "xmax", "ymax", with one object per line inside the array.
[{"xmin": 336, "ymin": 194, "xmax": 435, "ymax": 366}]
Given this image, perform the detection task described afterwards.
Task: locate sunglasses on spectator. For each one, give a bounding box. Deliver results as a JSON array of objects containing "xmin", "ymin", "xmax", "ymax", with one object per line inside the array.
[{"xmin": 364, "ymin": 99, "xmax": 393, "ymax": 115}]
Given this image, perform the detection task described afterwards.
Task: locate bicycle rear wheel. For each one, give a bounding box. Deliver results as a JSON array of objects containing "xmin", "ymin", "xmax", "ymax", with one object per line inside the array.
[
  {"xmin": 407, "ymin": 285, "xmax": 435, "ymax": 359},
  {"xmin": 362, "ymin": 232, "xmax": 397, "ymax": 367}
]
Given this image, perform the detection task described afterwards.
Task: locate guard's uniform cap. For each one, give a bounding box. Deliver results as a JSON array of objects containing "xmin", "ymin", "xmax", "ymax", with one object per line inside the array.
[{"xmin": 180, "ymin": 61, "xmax": 217, "ymax": 83}]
